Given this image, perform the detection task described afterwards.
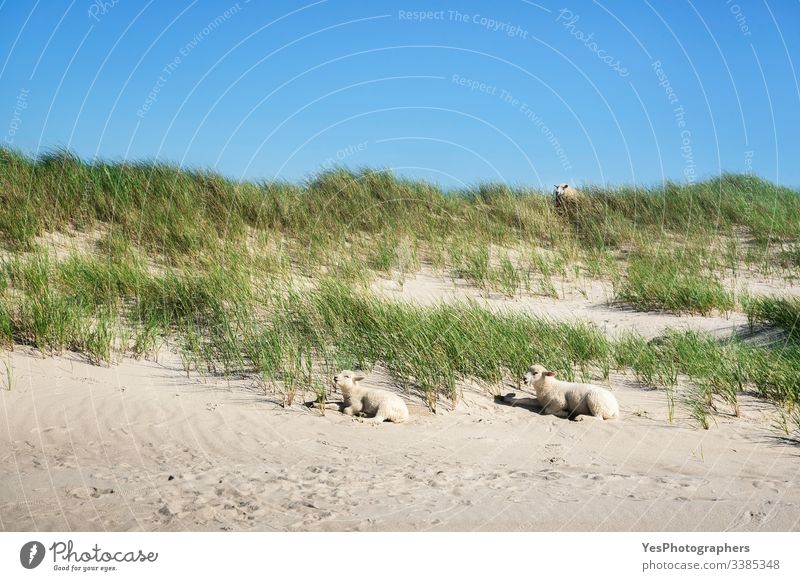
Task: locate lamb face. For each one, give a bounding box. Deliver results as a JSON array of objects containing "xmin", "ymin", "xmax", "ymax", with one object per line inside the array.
[
  {"xmin": 333, "ymin": 369, "xmax": 365, "ymax": 394},
  {"xmin": 553, "ymin": 183, "xmax": 570, "ymax": 197},
  {"xmin": 524, "ymin": 364, "xmax": 555, "ymax": 390}
]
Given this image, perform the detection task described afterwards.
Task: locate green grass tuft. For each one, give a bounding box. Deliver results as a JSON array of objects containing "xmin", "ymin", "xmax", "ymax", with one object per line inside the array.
[
  {"xmin": 617, "ymin": 251, "xmax": 735, "ymax": 315},
  {"xmin": 745, "ymin": 296, "xmax": 800, "ymax": 341}
]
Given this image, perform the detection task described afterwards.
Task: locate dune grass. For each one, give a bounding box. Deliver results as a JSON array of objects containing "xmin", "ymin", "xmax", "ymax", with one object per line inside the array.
[
  {"xmin": 745, "ymin": 296, "xmax": 800, "ymax": 341},
  {"xmin": 2, "ymin": 147, "xmax": 799, "ymax": 274},
  {"xmin": 2, "ymin": 248, "xmax": 800, "ymax": 432},
  {"xmin": 2, "ymin": 147, "xmax": 800, "ymax": 435},
  {"xmin": 616, "ymin": 250, "xmax": 736, "ymax": 315}
]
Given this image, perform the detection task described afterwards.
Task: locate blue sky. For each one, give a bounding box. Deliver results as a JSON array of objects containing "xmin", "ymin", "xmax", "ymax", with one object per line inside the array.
[{"xmin": 1, "ymin": 0, "xmax": 798, "ymax": 188}]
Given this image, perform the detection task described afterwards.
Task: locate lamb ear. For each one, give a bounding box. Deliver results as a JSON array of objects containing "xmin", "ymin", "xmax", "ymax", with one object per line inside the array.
[
  {"xmin": 545, "ymin": 371, "xmax": 556, "ymax": 377},
  {"xmin": 354, "ymin": 373, "xmax": 366, "ymax": 382}
]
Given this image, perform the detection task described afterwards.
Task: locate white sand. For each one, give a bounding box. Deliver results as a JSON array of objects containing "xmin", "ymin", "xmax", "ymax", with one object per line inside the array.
[
  {"xmin": 2, "ymin": 345, "xmax": 798, "ymax": 532},
  {"xmin": 373, "ymin": 268, "xmax": 800, "ymax": 339}
]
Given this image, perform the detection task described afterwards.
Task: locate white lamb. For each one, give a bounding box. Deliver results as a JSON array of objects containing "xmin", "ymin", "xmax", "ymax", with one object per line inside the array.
[
  {"xmin": 523, "ymin": 364, "xmax": 619, "ymax": 421},
  {"xmin": 332, "ymin": 370, "xmax": 409, "ymax": 424}
]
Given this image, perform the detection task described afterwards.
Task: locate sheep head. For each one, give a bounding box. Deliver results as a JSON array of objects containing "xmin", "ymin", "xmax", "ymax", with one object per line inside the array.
[
  {"xmin": 332, "ymin": 369, "xmax": 366, "ymax": 394},
  {"xmin": 553, "ymin": 183, "xmax": 570, "ymax": 196},
  {"xmin": 523, "ymin": 364, "xmax": 556, "ymax": 388}
]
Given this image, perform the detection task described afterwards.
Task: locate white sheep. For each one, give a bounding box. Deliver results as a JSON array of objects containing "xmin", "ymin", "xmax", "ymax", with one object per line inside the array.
[
  {"xmin": 553, "ymin": 183, "xmax": 580, "ymax": 214},
  {"xmin": 332, "ymin": 370, "xmax": 409, "ymax": 424},
  {"xmin": 523, "ymin": 364, "xmax": 619, "ymax": 421}
]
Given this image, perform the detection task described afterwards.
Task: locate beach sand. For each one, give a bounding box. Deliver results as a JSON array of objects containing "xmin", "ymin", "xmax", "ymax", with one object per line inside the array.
[{"xmin": 2, "ymin": 341, "xmax": 798, "ymax": 532}]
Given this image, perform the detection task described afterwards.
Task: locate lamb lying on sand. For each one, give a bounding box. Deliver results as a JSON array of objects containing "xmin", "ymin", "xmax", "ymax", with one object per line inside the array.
[
  {"xmin": 333, "ymin": 370, "xmax": 409, "ymax": 424},
  {"xmin": 522, "ymin": 364, "xmax": 619, "ymax": 421}
]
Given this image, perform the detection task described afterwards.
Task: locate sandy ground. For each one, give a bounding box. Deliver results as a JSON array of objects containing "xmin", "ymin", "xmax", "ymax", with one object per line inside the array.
[
  {"xmin": 2, "ymin": 256, "xmax": 799, "ymax": 532},
  {"xmin": 373, "ymin": 268, "xmax": 800, "ymax": 339},
  {"xmin": 2, "ymin": 346, "xmax": 799, "ymax": 532}
]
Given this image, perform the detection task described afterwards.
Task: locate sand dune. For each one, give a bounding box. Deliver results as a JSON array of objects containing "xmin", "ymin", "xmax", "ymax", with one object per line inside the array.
[
  {"xmin": 373, "ymin": 268, "xmax": 800, "ymax": 339},
  {"xmin": 2, "ymin": 346, "xmax": 798, "ymax": 532}
]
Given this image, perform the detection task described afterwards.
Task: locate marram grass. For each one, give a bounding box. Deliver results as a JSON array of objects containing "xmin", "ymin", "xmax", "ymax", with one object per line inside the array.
[
  {"xmin": 3, "ymin": 147, "xmax": 800, "ymax": 269},
  {"xmin": 2, "ymin": 147, "xmax": 800, "ymax": 437},
  {"xmin": 1, "ymin": 250, "xmax": 800, "ymax": 436}
]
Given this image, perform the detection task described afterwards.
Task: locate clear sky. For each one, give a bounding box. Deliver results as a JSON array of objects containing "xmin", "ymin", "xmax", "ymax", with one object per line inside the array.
[{"xmin": 1, "ymin": 0, "xmax": 798, "ymax": 189}]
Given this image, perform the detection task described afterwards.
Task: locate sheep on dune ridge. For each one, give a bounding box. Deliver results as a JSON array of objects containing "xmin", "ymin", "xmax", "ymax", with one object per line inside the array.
[{"xmin": 553, "ymin": 183, "xmax": 581, "ymax": 215}]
